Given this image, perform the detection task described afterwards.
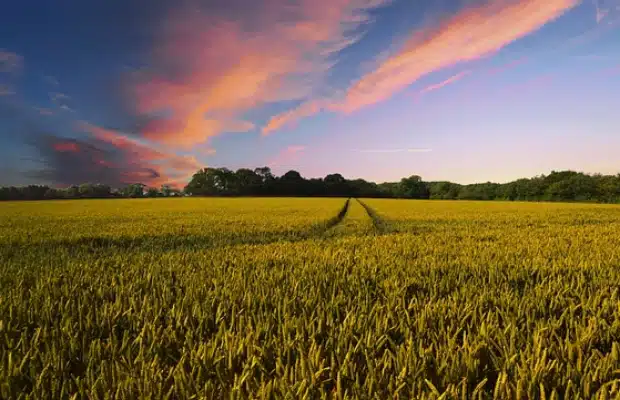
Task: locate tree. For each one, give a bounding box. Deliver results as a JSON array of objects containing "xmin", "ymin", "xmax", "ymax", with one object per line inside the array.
[
  {"xmin": 234, "ymin": 168, "xmax": 262, "ymax": 195},
  {"xmin": 324, "ymin": 173, "xmax": 348, "ymax": 197},
  {"xmin": 595, "ymin": 174, "xmax": 620, "ymax": 203},
  {"xmin": 185, "ymin": 168, "xmax": 220, "ymax": 196},
  {"xmin": 254, "ymin": 167, "xmax": 275, "ymax": 183},
  {"xmin": 428, "ymin": 181, "xmax": 461, "ymax": 200},
  {"xmin": 278, "ymin": 170, "xmax": 306, "ymax": 196},
  {"xmin": 398, "ymin": 175, "xmax": 429, "ymax": 199},
  {"xmin": 212, "ymin": 168, "xmax": 237, "ymax": 195},
  {"xmin": 348, "ymin": 179, "xmax": 380, "ymax": 198}
]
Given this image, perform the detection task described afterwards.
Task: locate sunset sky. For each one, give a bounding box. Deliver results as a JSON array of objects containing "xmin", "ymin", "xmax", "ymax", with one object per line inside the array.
[{"xmin": 1, "ymin": 0, "xmax": 619, "ymax": 187}]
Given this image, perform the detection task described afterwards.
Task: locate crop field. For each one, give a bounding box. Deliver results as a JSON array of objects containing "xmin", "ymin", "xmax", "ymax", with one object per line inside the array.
[{"xmin": 1, "ymin": 198, "xmax": 620, "ymax": 399}]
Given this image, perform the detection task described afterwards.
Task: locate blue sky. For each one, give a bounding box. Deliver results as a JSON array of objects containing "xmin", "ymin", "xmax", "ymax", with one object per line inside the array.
[{"xmin": 1, "ymin": 0, "xmax": 619, "ymax": 187}]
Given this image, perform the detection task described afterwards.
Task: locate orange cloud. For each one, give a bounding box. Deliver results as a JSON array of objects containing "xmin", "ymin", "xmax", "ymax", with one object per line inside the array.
[
  {"xmin": 131, "ymin": 0, "xmax": 387, "ymax": 148},
  {"xmin": 339, "ymin": 0, "xmax": 579, "ymax": 113},
  {"xmin": 261, "ymin": 0, "xmax": 577, "ymax": 134},
  {"xmin": 262, "ymin": 100, "xmax": 328, "ymax": 135}
]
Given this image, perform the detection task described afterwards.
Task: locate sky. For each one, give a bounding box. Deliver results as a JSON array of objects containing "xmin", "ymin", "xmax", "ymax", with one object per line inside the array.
[{"xmin": 1, "ymin": 0, "xmax": 619, "ymax": 187}]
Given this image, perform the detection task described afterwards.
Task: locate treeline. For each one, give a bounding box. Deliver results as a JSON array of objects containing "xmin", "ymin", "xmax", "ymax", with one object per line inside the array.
[
  {"xmin": 185, "ymin": 168, "xmax": 620, "ymax": 203},
  {"xmin": 0, "ymin": 183, "xmax": 181, "ymax": 201},
  {"xmin": 2, "ymin": 168, "xmax": 620, "ymax": 203}
]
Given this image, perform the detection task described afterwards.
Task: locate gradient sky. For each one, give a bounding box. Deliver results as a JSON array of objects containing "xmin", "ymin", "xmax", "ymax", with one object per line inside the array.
[{"xmin": 1, "ymin": 0, "xmax": 619, "ymax": 187}]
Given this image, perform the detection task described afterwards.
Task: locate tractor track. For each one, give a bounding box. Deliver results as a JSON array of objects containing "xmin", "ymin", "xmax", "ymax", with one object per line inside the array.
[{"xmin": 355, "ymin": 198, "xmax": 395, "ymax": 234}]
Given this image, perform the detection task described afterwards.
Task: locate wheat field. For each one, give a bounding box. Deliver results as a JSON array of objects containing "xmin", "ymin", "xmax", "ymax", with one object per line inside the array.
[{"xmin": 1, "ymin": 198, "xmax": 620, "ymax": 399}]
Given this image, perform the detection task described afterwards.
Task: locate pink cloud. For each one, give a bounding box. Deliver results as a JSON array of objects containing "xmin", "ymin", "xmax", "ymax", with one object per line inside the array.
[
  {"xmin": 76, "ymin": 122, "xmax": 203, "ymax": 188},
  {"xmin": 130, "ymin": 0, "xmax": 387, "ymax": 148},
  {"xmin": 418, "ymin": 70, "xmax": 472, "ymax": 96},
  {"xmin": 262, "ymin": 0, "xmax": 578, "ymax": 133},
  {"xmin": 339, "ymin": 0, "xmax": 578, "ymax": 113},
  {"xmin": 263, "ymin": 100, "xmax": 328, "ymax": 135}
]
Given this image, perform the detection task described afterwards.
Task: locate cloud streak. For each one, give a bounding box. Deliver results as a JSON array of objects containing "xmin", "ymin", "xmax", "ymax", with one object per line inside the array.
[
  {"xmin": 353, "ymin": 148, "xmax": 432, "ymax": 153},
  {"xmin": 418, "ymin": 70, "xmax": 472, "ymax": 96},
  {"xmin": 339, "ymin": 0, "xmax": 579, "ymax": 112},
  {"xmin": 263, "ymin": 100, "xmax": 328, "ymax": 135},
  {"xmin": 261, "ymin": 0, "xmax": 579, "ymax": 134},
  {"xmin": 130, "ymin": 0, "xmax": 388, "ymax": 148}
]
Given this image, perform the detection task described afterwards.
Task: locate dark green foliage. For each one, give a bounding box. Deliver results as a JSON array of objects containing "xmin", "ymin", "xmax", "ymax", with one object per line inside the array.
[{"xmin": 2, "ymin": 169, "xmax": 620, "ymax": 203}]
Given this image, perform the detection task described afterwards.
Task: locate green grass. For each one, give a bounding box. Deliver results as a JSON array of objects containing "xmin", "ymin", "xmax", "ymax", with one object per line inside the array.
[{"xmin": 1, "ymin": 198, "xmax": 620, "ymax": 399}]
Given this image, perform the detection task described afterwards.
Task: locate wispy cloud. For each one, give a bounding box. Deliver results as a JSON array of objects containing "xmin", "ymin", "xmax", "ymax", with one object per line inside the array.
[
  {"xmin": 339, "ymin": 0, "xmax": 579, "ymax": 113},
  {"xmin": 418, "ymin": 70, "xmax": 472, "ymax": 96},
  {"xmin": 353, "ymin": 148, "xmax": 432, "ymax": 153},
  {"xmin": 130, "ymin": 0, "xmax": 388, "ymax": 148},
  {"xmin": 263, "ymin": 100, "xmax": 328, "ymax": 135},
  {"xmin": 262, "ymin": 0, "xmax": 578, "ymax": 134}
]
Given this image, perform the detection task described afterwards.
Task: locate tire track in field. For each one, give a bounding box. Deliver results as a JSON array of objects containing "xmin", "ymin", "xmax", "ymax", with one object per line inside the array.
[
  {"xmin": 355, "ymin": 198, "xmax": 395, "ymax": 234},
  {"xmin": 318, "ymin": 198, "xmax": 351, "ymax": 232}
]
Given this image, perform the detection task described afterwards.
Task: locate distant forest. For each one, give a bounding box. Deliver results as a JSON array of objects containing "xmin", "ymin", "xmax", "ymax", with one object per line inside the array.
[{"xmin": 2, "ymin": 168, "xmax": 620, "ymax": 203}]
